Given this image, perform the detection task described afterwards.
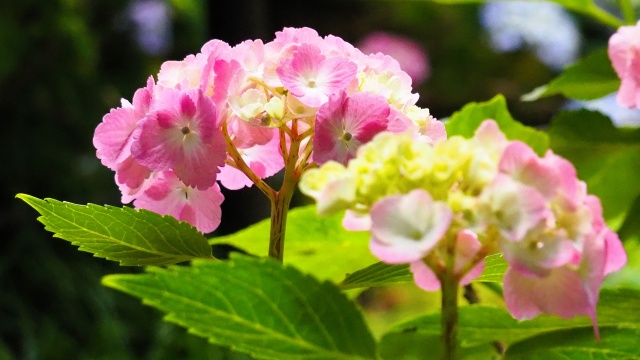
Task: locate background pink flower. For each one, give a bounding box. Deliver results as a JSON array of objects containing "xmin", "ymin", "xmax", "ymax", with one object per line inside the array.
[
  {"xmin": 609, "ymin": 21, "xmax": 640, "ymax": 108},
  {"xmin": 358, "ymin": 31, "xmax": 430, "ymax": 85}
]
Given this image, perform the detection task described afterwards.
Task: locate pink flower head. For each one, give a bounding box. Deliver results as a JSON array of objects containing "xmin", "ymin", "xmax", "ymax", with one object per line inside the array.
[
  {"xmin": 132, "ymin": 88, "xmax": 226, "ymax": 190},
  {"xmin": 358, "ymin": 31, "xmax": 430, "ymax": 85},
  {"xmin": 313, "ymin": 90, "xmax": 390, "ymax": 165},
  {"xmin": 134, "ymin": 170, "xmax": 224, "ymax": 233},
  {"xmin": 369, "ymin": 189, "xmax": 452, "ymax": 264},
  {"xmin": 608, "ymin": 21, "xmax": 640, "ymax": 108},
  {"xmin": 410, "ymin": 230, "xmax": 486, "ymax": 291},
  {"xmin": 276, "ymin": 44, "xmax": 357, "ymax": 107}
]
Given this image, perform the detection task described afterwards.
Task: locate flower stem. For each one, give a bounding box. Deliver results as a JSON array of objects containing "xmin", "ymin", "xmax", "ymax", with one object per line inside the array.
[
  {"xmin": 440, "ymin": 272, "xmax": 459, "ymax": 360},
  {"xmin": 619, "ymin": 0, "xmax": 636, "ymax": 24},
  {"xmin": 268, "ymin": 120, "xmax": 303, "ymax": 262}
]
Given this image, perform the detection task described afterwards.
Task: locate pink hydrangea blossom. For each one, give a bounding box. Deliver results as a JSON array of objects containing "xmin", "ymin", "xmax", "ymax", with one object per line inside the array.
[
  {"xmin": 369, "ymin": 189, "xmax": 452, "ymax": 264},
  {"xmin": 608, "ymin": 21, "xmax": 640, "ymax": 108},
  {"xmin": 276, "ymin": 44, "xmax": 358, "ymax": 107},
  {"xmin": 134, "ymin": 170, "xmax": 224, "ymax": 233},
  {"xmin": 358, "ymin": 31, "xmax": 430, "ymax": 85},
  {"xmin": 131, "ymin": 88, "xmax": 227, "ymax": 190},
  {"xmin": 313, "ymin": 90, "xmax": 390, "ymax": 165}
]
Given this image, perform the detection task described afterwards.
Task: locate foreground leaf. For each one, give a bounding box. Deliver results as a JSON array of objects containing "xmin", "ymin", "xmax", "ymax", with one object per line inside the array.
[
  {"xmin": 102, "ymin": 255, "xmax": 378, "ymax": 360},
  {"xmin": 522, "ymin": 49, "xmax": 619, "ymax": 102},
  {"xmin": 445, "ymin": 94, "xmax": 549, "ymax": 155},
  {"xmin": 210, "ymin": 206, "xmax": 376, "ymax": 282},
  {"xmin": 17, "ymin": 194, "xmax": 212, "ymax": 265},
  {"xmin": 504, "ymin": 327, "xmax": 640, "ymax": 359},
  {"xmin": 548, "ymin": 110, "xmax": 640, "ymax": 228},
  {"xmin": 340, "ymin": 254, "xmax": 508, "ymax": 290},
  {"xmin": 384, "ymin": 288, "xmax": 640, "ymax": 349}
]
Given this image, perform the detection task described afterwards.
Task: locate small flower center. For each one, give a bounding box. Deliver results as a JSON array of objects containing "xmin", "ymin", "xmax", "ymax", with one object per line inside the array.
[
  {"xmin": 307, "ymin": 78, "xmax": 317, "ymax": 88},
  {"xmin": 342, "ymin": 131, "xmax": 353, "ymax": 142},
  {"xmin": 181, "ymin": 126, "xmax": 191, "ymax": 135}
]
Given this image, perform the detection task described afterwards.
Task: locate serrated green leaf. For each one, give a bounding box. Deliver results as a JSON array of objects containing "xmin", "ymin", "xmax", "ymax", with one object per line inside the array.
[
  {"xmin": 209, "ymin": 206, "xmax": 376, "ymax": 283},
  {"xmin": 445, "ymin": 94, "xmax": 549, "ymax": 155},
  {"xmin": 504, "ymin": 327, "xmax": 640, "ymax": 359},
  {"xmin": 102, "ymin": 255, "xmax": 378, "ymax": 360},
  {"xmin": 522, "ymin": 49, "xmax": 620, "ymax": 102},
  {"xmin": 547, "ymin": 110, "xmax": 640, "ymax": 228},
  {"xmin": 17, "ymin": 194, "xmax": 213, "ymax": 266},
  {"xmin": 385, "ymin": 288, "xmax": 640, "ymax": 349},
  {"xmin": 339, "ymin": 254, "xmax": 508, "ymax": 290}
]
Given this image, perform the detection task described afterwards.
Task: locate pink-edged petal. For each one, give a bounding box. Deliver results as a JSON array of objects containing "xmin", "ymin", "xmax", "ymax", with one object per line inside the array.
[
  {"xmin": 342, "ymin": 210, "xmax": 372, "ymax": 231},
  {"xmin": 276, "ymin": 44, "xmax": 357, "ymax": 107},
  {"xmin": 134, "ymin": 171, "xmax": 224, "ymax": 233},
  {"xmin": 504, "ymin": 266, "xmax": 597, "ymax": 325},
  {"xmin": 481, "ymin": 175, "xmax": 550, "ymax": 242},
  {"xmin": 604, "ymin": 230, "xmax": 627, "ymax": 275},
  {"xmin": 369, "ymin": 189, "xmax": 452, "ymax": 264},
  {"xmin": 132, "ymin": 89, "xmax": 226, "ymax": 189},
  {"xmin": 410, "ymin": 260, "xmax": 441, "ymax": 291},
  {"xmin": 94, "ymin": 105, "xmax": 137, "ymax": 169},
  {"xmin": 455, "ymin": 230, "xmax": 486, "ymax": 284}
]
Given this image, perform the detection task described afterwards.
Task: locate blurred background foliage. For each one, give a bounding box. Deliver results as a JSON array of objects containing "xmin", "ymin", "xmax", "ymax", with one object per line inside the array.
[{"xmin": 1, "ymin": 0, "xmax": 634, "ymax": 359}]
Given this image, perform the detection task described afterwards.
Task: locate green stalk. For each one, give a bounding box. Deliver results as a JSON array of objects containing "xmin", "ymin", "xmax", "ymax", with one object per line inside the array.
[
  {"xmin": 268, "ymin": 123, "xmax": 303, "ymax": 262},
  {"xmin": 438, "ymin": 233, "xmax": 460, "ymax": 360},
  {"xmin": 440, "ymin": 272, "xmax": 459, "ymax": 360},
  {"xmin": 619, "ymin": 0, "xmax": 637, "ymax": 25}
]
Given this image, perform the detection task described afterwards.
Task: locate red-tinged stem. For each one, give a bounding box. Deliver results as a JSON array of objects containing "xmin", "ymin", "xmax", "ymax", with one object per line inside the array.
[
  {"xmin": 438, "ymin": 234, "xmax": 460, "ymax": 360},
  {"xmin": 268, "ymin": 120, "xmax": 303, "ymax": 262}
]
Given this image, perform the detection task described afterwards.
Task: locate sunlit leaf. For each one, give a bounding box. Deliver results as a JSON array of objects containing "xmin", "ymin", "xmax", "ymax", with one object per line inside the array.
[
  {"xmin": 18, "ymin": 194, "xmax": 213, "ymax": 265},
  {"xmin": 210, "ymin": 206, "xmax": 376, "ymax": 282},
  {"xmin": 340, "ymin": 254, "xmax": 508, "ymax": 290},
  {"xmin": 445, "ymin": 94, "xmax": 549, "ymax": 155},
  {"xmin": 522, "ymin": 49, "xmax": 620, "ymax": 101},
  {"xmin": 384, "ymin": 288, "xmax": 640, "ymax": 348},
  {"xmin": 103, "ymin": 255, "xmax": 378, "ymax": 360}
]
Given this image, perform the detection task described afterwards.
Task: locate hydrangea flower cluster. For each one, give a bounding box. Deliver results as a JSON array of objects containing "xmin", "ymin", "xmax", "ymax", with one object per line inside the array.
[
  {"xmin": 300, "ymin": 120, "xmax": 626, "ymax": 335},
  {"xmin": 609, "ymin": 20, "xmax": 640, "ymax": 109},
  {"xmin": 93, "ymin": 27, "xmax": 443, "ymax": 233}
]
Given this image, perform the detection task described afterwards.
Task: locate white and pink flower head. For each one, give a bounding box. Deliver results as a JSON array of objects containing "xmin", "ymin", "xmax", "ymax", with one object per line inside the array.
[{"xmin": 94, "ymin": 27, "xmax": 441, "ymax": 235}]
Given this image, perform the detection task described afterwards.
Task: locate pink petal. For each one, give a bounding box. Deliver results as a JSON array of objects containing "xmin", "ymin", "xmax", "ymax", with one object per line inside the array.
[
  {"xmin": 410, "ymin": 260, "xmax": 441, "ymax": 291},
  {"xmin": 369, "ymin": 190, "xmax": 452, "ymax": 264}
]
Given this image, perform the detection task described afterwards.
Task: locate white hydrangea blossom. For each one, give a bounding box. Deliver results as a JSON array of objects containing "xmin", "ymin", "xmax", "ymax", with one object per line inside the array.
[{"xmin": 480, "ymin": 1, "xmax": 581, "ymax": 70}]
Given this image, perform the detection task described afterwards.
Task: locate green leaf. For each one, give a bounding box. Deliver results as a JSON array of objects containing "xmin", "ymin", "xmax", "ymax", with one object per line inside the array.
[
  {"xmin": 209, "ymin": 206, "xmax": 376, "ymax": 283},
  {"xmin": 102, "ymin": 255, "xmax": 378, "ymax": 360},
  {"xmin": 340, "ymin": 262, "xmax": 412, "ymax": 291},
  {"xmin": 379, "ymin": 332, "xmax": 496, "ymax": 360},
  {"xmin": 17, "ymin": 194, "xmax": 213, "ymax": 266},
  {"xmin": 445, "ymin": 94, "xmax": 549, "ymax": 155},
  {"xmin": 547, "ymin": 110, "xmax": 640, "ymax": 228},
  {"xmin": 504, "ymin": 327, "xmax": 640, "ymax": 359},
  {"xmin": 522, "ymin": 49, "xmax": 620, "ymax": 102},
  {"xmin": 384, "ymin": 288, "xmax": 640, "ymax": 349},
  {"xmin": 339, "ymin": 254, "xmax": 508, "ymax": 290}
]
